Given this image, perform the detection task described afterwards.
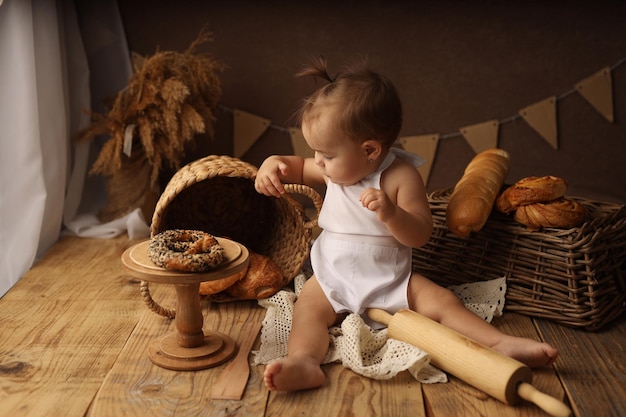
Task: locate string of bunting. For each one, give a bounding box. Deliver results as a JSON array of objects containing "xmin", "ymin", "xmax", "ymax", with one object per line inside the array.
[{"xmin": 223, "ymin": 58, "xmax": 624, "ymax": 185}]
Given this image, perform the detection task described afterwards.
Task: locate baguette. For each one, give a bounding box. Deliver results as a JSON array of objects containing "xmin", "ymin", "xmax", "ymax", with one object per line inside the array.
[{"xmin": 446, "ymin": 148, "xmax": 510, "ymax": 237}]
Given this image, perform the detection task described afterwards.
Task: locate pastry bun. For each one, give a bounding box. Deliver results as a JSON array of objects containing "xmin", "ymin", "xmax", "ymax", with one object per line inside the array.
[
  {"xmin": 497, "ymin": 175, "xmax": 587, "ymax": 229},
  {"xmin": 514, "ymin": 198, "xmax": 587, "ymax": 230},
  {"xmin": 496, "ymin": 176, "xmax": 568, "ymax": 214},
  {"xmin": 199, "ymin": 269, "xmax": 246, "ymax": 295},
  {"xmin": 225, "ymin": 252, "xmax": 285, "ymax": 299},
  {"xmin": 204, "ymin": 252, "xmax": 285, "ymax": 301}
]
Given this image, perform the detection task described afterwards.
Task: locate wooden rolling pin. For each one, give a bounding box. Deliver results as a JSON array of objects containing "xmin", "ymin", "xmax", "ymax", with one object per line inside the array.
[{"xmin": 367, "ymin": 308, "xmax": 571, "ymax": 417}]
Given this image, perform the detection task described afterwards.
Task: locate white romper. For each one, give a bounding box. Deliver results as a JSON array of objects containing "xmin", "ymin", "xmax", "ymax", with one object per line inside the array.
[{"xmin": 310, "ymin": 148, "xmax": 424, "ymax": 329}]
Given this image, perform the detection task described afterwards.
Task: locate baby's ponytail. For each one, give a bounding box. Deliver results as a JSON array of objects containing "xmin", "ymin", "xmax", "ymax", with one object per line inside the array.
[{"xmin": 296, "ymin": 56, "xmax": 334, "ymax": 84}]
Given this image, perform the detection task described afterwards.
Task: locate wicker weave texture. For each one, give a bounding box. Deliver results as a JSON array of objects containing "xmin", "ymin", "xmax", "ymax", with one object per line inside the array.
[
  {"xmin": 151, "ymin": 155, "xmax": 322, "ymax": 284},
  {"xmin": 412, "ymin": 188, "xmax": 626, "ymax": 330}
]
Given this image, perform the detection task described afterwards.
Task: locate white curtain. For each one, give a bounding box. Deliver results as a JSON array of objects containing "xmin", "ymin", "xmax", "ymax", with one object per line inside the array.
[
  {"xmin": 62, "ymin": 1, "xmax": 149, "ymax": 239},
  {"xmin": 0, "ymin": 0, "xmax": 148, "ymax": 298}
]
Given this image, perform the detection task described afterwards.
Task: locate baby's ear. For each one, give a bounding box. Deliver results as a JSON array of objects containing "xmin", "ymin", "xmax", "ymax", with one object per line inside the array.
[{"xmin": 362, "ymin": 140, "xmax": 383, "ymax": 159}]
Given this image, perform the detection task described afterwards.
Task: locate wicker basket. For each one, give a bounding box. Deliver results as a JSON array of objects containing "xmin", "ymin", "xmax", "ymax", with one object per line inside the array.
[
  {"xmin": 151, "ymin": 154, "xmax": 322, "ymax": 286},
  {"xmin": 412, "ymin": 188, "xmax": 626, "ymax": 331}
]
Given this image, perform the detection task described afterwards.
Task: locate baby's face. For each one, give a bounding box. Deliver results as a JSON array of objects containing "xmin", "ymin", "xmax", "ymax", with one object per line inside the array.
[{"xmin": 302, "ymin": 106, "xmax": 371, "ymax": 185}]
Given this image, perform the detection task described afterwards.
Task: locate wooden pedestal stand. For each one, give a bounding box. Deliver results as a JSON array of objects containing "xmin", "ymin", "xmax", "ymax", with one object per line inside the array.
[{"xmin": 121, "ymin": 238, "xmax": 249, "ymax": 371}]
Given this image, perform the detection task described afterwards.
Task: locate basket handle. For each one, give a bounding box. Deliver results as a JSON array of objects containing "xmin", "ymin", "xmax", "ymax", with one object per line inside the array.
[
  {"xmin": 140, "ymin": 280, "xmax": 176, "ymax": 319},
  {"xmin": 283, "ymin": 183, "xmax": 323, "ymax": 229}
]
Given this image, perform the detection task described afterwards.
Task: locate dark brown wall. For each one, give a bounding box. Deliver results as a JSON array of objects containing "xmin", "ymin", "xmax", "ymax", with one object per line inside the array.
[{"xmin": 118, "ymin": 1, "xmax": 626, "ymax": 204}]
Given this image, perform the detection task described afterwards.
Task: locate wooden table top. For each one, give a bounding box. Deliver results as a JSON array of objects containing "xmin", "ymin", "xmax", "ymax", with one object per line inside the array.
[{"xmin": 1, "ymin": 235, "xmax": 624, "ymax": 417}]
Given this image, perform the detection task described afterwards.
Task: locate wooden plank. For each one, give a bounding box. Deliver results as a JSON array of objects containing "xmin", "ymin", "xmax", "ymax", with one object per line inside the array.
[
  {"xmin": 536, "ymin": 315, "xmax": 626, "ymax": 417},
  {"xmin": 266, "ymin": 362, "xmax": 425, "ymax": 417},
  {"xmin": 210, "ymin": 318, "xmax": 263, "ymax": 400},
  {"xmin": 422, "ymin": 312, "xmax": 567, "ymax": 417},
  {"xmin": 0, "ymin": 236, "xmax": 146, "ymax": 417},
  {"xmin": 89, "ymin": 296, "xmax": 268, "ymax": 417}
]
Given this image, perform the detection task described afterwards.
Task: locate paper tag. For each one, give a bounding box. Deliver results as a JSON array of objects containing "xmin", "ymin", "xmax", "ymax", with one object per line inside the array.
[{"xmin": 123, "ymin": 124, "xmax": 136, "ymax": 157}]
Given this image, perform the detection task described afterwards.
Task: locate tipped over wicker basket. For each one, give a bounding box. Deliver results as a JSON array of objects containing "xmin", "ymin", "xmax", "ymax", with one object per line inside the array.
[
  {"xmin": 412, "ymin": 188, "xmax": 626, "ymax": 330},
  {"xmin": 150, "ymin": 154, "xmax": 322, "ymax": 283}
]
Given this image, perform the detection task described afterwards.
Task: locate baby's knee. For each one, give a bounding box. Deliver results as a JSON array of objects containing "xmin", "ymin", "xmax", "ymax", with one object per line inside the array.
[
  {"xmin": 408, "ymin": 276, "xmax": 463, "ymax": 320},
  {"xmin": 439, "ymin": 286, "xmax": 464, "ymax": 307}
]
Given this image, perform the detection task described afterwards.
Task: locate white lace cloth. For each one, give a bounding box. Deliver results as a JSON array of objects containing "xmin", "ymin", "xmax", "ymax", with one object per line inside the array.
[{"xmin": 253, "ymin": 274, "xmax": 506, "ymax": 384}]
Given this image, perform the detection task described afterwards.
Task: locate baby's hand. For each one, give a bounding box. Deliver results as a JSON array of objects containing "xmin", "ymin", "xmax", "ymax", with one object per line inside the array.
[
  {"xmin": 360, "ymin": 188, "xmax": 396, "ymax": 222},
  {"xmin": 255, "ymin": 156, "xmax": 289, "ymax": 197}
]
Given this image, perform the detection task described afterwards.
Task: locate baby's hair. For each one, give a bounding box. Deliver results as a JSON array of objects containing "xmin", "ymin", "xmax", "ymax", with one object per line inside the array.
[{"xmin": 295, "ymin": 56, "xmax": 402, "ymax": 148}]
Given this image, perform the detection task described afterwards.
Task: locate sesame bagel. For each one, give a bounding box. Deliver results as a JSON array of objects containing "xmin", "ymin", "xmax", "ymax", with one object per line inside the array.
[{"xmin": 147, "ymin": 229, "xmax": 225, "ymax": 272}]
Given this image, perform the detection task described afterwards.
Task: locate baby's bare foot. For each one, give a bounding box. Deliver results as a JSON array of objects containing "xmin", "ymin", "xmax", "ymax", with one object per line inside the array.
[
  {"xmin": 494, "ymin": 336, "xmax": 559, "ymax": 368},
  {"xmin": 264, "ymin": 357, "xmax": 325, "ymax": 392}
]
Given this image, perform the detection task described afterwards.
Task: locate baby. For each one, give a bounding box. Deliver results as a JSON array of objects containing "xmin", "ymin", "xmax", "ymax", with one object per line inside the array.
[{"xmin": 255, "ymin": 58, "xmax": 558, "ymax": 392}]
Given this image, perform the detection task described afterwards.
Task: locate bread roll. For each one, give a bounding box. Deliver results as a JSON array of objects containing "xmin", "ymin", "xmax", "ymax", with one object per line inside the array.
[
  {"xmin": 203, "ymin": 253, "xmax": 286, "ymax": 301},
  {"xmin": 446, "ymin": 148, "xmax": 510, "ymax": 237},
  {"xmin": 199, "ymin": 269, "xmax": 247, "ymax": 295},
  {"xmin": 224, "ymin": 252, "xmax": 285, "ymax": 300},
  {"xmin": 514, "ymin": 198, "xmax": 586, "ymax": 230},
  {"xmin": 496, "ymin": 176, "xmax": 568, "ymax": 214}
]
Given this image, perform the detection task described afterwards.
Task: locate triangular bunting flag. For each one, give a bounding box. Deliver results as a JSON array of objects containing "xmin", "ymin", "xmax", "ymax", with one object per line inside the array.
[
  {"xmin": 519, "ymin": 96, "xmax": 558, "ymax": 150},
  {"xmin": 397, "ymin": 134, "xmax": 439, "ymax": 185},
  {"xmin": 233, "ymin": 109, "xmax": 271, "ymax": 158},
  {"xmin": 576, "ymin": 67, "xmax": 614, "ymax": 123},
  {"xmin": 460, "ymin": 120, "xmax": 499, "ymax": 154},
  {"xmin": 289, "ymin": 127, "xmax": 314, "ymax": 159}
]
